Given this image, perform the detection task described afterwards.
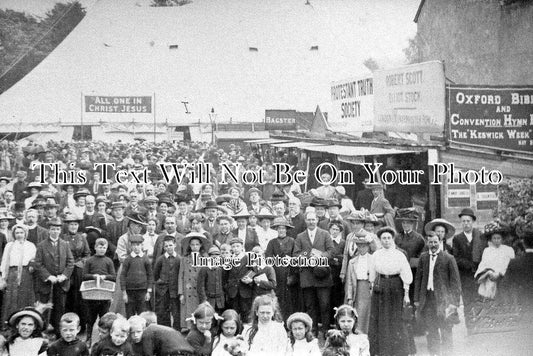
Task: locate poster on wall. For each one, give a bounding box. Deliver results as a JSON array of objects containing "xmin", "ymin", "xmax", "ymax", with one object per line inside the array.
[
  {"xmin": 374, "ymin": 61, "xmax": 446, "ymax": 133},
  {"xmin": 329, "ymin": 76, "xmax": 374, "ymax": 133},
  {"xmin": 447, "ymin": 85, "xmax": 533, "ymax": 154}
]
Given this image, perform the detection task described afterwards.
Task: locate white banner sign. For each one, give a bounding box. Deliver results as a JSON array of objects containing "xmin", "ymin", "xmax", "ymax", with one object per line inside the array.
[
  {"xmin": 329, "ymin": 76, "xmax": 374, "ymax": 133},
  {"xmin": 374, "ymin": 61, "xmax": 445, "ymax": 133}
]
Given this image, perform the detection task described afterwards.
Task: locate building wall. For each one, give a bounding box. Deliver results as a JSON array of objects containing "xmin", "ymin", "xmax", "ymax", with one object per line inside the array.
[{"xmin": 416, "ymin": 0, "xmax": 533, "ymax": 84}]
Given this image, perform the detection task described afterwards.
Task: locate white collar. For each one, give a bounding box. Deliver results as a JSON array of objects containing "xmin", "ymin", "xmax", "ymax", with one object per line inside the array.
[
  {"xmin": 131, "ymin": 251, "xmax": 144, "ymax": 258},
  {"xmin": 164, "ymin": 252, "xmax": 176, "ymax": 258},
  {"xmin": 50, "ymin": 238, "xmax": 59, "ymax": 244}
]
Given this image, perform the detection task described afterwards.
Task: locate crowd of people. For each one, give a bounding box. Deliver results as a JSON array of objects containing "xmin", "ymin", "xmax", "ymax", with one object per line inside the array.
[{"xmin": 0, "ymin": 139, "xmax": 529, "ymax": 356}]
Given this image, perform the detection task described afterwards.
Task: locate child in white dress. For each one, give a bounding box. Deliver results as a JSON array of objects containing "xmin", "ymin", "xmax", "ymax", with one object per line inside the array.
[
  {"xmin": 334, "ymin": 305, "xmax": 370, "ymax": 356},
  {"xmin": 285, "ymin": 312, "xmax": 320, "ymax": 356}
]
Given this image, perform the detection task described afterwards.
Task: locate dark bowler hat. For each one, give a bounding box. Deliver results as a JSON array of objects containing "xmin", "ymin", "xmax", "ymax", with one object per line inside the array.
[
  {"xmin": 327, "ymin": 199, "xmax": 342, "ymax": 209},
  {"xmin": 200, "ymin": 200, "xmax": 225, "ymax": 212},
  {"xmin": 395, "ymin": 208, "xmax": 419, "ymax": 221},
  {"xmin": 458, "ymin": 207, "xmax": 477, "ymax": 221}
]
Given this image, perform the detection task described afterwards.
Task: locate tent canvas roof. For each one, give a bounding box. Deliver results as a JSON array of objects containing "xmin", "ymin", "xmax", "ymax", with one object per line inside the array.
[{"xmin": 0, "ymin": 0, "xmax": 416, "ymax": 132}]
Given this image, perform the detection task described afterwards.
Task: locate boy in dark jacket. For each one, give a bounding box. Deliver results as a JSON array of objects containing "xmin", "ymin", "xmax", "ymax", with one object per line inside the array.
[
  {"xmin": 121, "ymin": 234, "xmax": 153, "ymax": 318},
  {"xmin": 153, "ymin": 235, "xmax": 181, "ymax": 329},
  {"xmin": 197, "ymin": 246, "xmax": 225, "ymax": 312},
  {"xmin": 82, "ymin": 238, "xmax": 116, "ymax": 347}
]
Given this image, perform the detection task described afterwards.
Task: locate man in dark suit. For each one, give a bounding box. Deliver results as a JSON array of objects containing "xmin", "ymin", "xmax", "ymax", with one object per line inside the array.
[
  {"xmin": 286, "ymin": 197, "xmax": 306, "ymax": 239},
  {"xmin": 34, "ymin": 217, "xmax": 75, "ymax": 336},
  {"xmin": 354, "ymin": 182, "xmax": 373, "ymax": 210},
  {"xmin": 318, "ymin": 199, "xmax": 351, "ymax": 234},
  {"xmin": 201, "ymin": 201, "xmax": 222, "ymax": 237},
  {"xmin": 415, "ymin": 232, "xmax": 461, "ymax": 356},
  {"xmin": 212, "ymin": 215, "xmax": 234, "ymax": 247},
  {"xmin": 504, "ymin": 231, "xmax": 533, "ymax": 323},
  {"xmin": 452, "ymin": 208, "xmax": 486, "ymax": 331},
  {"xmin": 293, "ymin": 211, "xmax": 334, "ymax": 337},
  {"xmin": 25, "ymin": 208, "xmax": 49, "ymax": 245},
  {"xmin": 231, "ymin": 211, "xmax": 260, "ymax": 252},
  {"xmin": 174, "ymin": 194, "xmax": 191, "ymax": 234},
  {"xmin": 152, "ymin": 216, "xmax": 186, "ymax": 262}
]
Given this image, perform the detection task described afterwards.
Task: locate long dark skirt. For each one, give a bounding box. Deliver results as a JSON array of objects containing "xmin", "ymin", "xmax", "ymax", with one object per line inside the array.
[
  {"xmin": 368, "ymin": 276, "xmax": 414, "ymax": 356},
  {"xmin": 65, "ymin": 266, "xmax": 87, "ymax": 332},
  {"xmin": 1, "ymin": 266, "xmax": 35, "ymax": 327}
]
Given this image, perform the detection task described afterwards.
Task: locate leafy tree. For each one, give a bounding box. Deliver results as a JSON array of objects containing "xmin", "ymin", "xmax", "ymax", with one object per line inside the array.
[
  {"xmin": 0, "ymin": 2, "xmax": 85, "ymax": 94},
  {"xmin": 496, "ymin": 177, "xmax": 533, "ymax": 240}
]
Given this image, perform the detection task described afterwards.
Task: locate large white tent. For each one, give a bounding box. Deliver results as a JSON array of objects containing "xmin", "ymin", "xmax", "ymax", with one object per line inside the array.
[{"xmin": 0, "ymin": 0, "xmax": 416, "ymax": 141}]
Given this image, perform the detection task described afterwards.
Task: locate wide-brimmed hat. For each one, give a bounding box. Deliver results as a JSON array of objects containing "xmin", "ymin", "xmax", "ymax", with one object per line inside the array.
[
  {"xmin": 354, "ymin": 232, "xmax": 373, "ymax": 245},
  {"xmin": 458, "ymin": 208, "xmax": 477, "ymax": 221},
  {"xmin": 481, "ymin": 220, "xmax": 510, "ymax": 240},
  {"xmin": 424, "ymin": 218, "xmax": 456, "ymax": 239},
  {"xmin": 257, "ymin": 213, "xmax": 276, "ymax": 221},
  {"xmin": 232, "ymin": 210, "xmax": 251, "ymax": 220},
  {"xmin": 363, "ymin": 212, "xmax": 381, "ymax": 226},
  {"xmin": 0, "ymin": 211, "xmax": 15, "ymax": 220},
  {"xmin": 309, "ymin": 197, "xmax": 328, "ymax": 208},
  {"xmin": 287, "ymin": 312, "xmax": 313, "ymax": 330},
  {"xmin": 127, "ymin": 212, "xmax": 148, "ymax": 226},
  {"xmin": 327, "ymin": 199, "xmax": 342, "ymax": 209},
  {"xmin": 27, "ymin": 182, "xmax": 42, "ymax": 191},
  {"xmin": 215, "ymin": 214, "xmax": 234, "ymax": 224},
  {"xmin": 246, "ymin": 187, "xmax": 262, "ymax": 199},
  {"xmin": 9, "ymin": 307, "xmax": 44, "ymax": 329},
  {"xmin": 183, "ymin": 232, "xmax": 208, "ymax": 248},
  {"xmin": 63, "ymin": 213, "xmax": 82, "ymax": 223},
  {"xmin": 0, "ymin": 177, "xmax": 11, "ymax": 183},
  {"xmin": 345, "ymin": 211, "xmax": 366, "ymax": 222},
  {"xmin": 395, "ymin": 208, "xmax": 419, "ymax": 222},
  {"xmin": 271, "ymin": 217, "xmax": 294, "ymax": 229}
]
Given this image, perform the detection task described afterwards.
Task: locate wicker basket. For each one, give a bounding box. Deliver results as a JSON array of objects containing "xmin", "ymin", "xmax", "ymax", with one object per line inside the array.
[{"xmin": 80, "ymin": 278, "xmax": 115, "ymax": 300}]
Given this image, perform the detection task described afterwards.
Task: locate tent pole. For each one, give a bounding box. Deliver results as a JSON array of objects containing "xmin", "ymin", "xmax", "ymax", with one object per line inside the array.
[{"xmin": 153, "ymin": 92, "xmax": 156, "ymax": 144}]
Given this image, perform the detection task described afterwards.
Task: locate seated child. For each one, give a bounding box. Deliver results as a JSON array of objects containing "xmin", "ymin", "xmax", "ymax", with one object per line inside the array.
[
  {"xmin": 47, "ymin": 312, "xmax": 89, "ymax": 356},
  {"xmin": 91, "ymin": 318, "xmax": 133, "ymax": 356}
]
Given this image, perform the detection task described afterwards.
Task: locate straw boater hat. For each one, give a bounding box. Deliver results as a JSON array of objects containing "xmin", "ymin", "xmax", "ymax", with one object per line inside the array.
[
  {"xmin": 395, "ymin": 208, "xmax": 419, "ymax": 222},
  {"xmin": 27, "ymin": 182, "xmax": 42, "ymax": 191},
  {"xmin": 271, "ymin": 217, "xmax": 294, "ymax": 229},
  {"xmin": 183, "ymin": 232, "xmax": 208, "ymax": 248},
  {"xmin": 286, "ymin": 312, "xmax": 313, "ymax": 330},
  {"xmin": 9, "ymin": 307, "xmax": 45, "ymax": 329},
  {"xmin": 458, "ymin": 207, "xmax": 477, "ymax": 221},
  {"xmin": 215, "ymin": 214, "xmax": 234, "ymax": 224},
  {"xmin": 73, "ymin": 188, "xmax": 90, "ymax": 200},
  {"xmin": 424, "ymin": 218, "xmax": 456, "ymax": 239},
  {"xmin": 345, "ymin": 211, "xmax": 366, "ymax": 222},
  {"xmin": 111, "ymin": 201, "xmax": 126, "ymax": 210},
  {"xmin": 481, "ymin": 220, "xmax": 509, "ymax": 240}
]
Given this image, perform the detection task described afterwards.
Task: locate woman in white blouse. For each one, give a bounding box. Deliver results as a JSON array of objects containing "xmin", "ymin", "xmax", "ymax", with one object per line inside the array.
[
  {"xmin": 0, "ymin": 225, "xmax": 37, "ymax": 325},
  {"xmin": 368, "ymin": 227, "xmax": 414, "ymax": 356},
  {"xmin": 255, "ymin": 215, "xmax": 277, "ymax": 251}
]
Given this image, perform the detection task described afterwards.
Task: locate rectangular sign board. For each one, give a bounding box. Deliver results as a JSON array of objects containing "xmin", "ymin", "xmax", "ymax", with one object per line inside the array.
[{"xmin": 85, "ymin": 96, "xmax": 152, "ymax": 113}]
